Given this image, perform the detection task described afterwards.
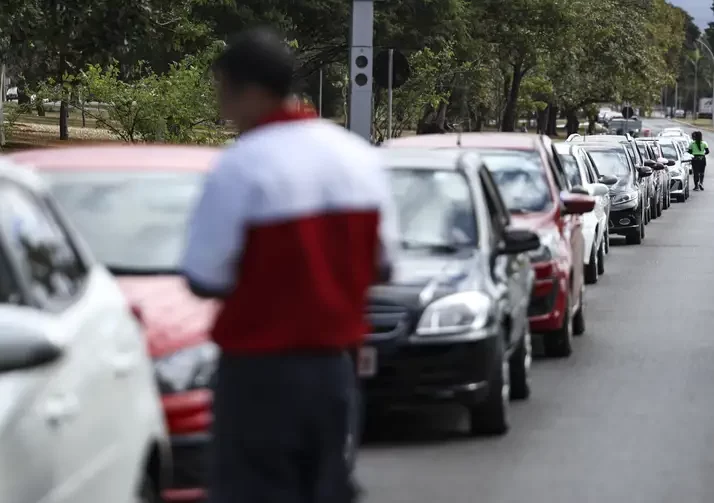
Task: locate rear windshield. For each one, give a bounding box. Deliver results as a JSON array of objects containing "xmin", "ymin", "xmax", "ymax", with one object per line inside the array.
[{"xmin": 480, "ymin": 150, "xmax": 553, "ymax": 213}]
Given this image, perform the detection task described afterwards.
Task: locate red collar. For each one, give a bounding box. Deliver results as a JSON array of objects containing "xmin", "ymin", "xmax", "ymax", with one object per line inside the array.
[{"xmin": 254, "ymin": 106, "xmax": 318, "ymax": 128}]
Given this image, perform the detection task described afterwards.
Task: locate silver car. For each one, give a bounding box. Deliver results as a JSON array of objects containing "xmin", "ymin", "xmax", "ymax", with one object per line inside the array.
[{"xmin": 659, "ymin": 138, "xmax": 691, "ymax": 202}]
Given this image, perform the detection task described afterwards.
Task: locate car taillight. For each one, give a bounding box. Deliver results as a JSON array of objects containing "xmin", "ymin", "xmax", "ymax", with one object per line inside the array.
[{"xmin": 533, "ymin": 261, "xmax": 555, "ymax": 280}]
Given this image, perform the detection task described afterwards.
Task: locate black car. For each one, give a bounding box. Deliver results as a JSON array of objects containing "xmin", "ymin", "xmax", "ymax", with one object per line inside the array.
[
  {"xmin": 636, "ymin": 140, "xmax": 669, "ymax": 218},
  {"xmin": 359, "ymin": 149, "xmax": 539, "ymax": 436},
  {"xmin": 580, "ymin": 143, "xmax": 652, "ymax": 245},
  {"xmin": 567, "ymin": 133, "xmax": 656, "ymax": 224}
]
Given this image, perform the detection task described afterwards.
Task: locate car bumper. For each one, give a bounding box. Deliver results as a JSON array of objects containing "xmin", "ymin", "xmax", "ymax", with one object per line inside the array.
[
  {"xmin": 361, "ymin": 332, "xmax": 501, "ymax": 408},
  {"xmin": 162, "ymin": 434, "xmax": 210, "ymax": 501},
  {"xmin": 608, "ymin": 207, "xmax": 641, "ymax": 235}
]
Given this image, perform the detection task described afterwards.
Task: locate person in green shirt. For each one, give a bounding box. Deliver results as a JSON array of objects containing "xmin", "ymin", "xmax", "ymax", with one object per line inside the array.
[{"xmin": 689, "ymin": 131, "xmax": 710, "ymax": 190}]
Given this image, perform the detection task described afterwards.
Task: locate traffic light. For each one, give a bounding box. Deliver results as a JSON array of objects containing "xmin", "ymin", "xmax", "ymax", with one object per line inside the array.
[{"xmin": 351, "ymin": 49, "xmax": 372, "ymax": 88}]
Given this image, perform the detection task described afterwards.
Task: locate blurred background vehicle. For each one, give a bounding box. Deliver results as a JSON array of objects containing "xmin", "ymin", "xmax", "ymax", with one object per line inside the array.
[
  {"xmin": 10, "ymin": 146, "xmax": 218, "ymax": 502},
  {"xmin": 0, "ymin": 158, "xmax": 170, "ymax": 503}
]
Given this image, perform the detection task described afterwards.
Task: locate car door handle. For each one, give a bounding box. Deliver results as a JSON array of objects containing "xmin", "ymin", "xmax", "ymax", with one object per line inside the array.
[
  {"xmin": 44, "ymin": 394, "xmax": 79, "ymax": 427},
  {"xmin": 109, "ymin": 352, "xmax": 138, "ymax": 378}
]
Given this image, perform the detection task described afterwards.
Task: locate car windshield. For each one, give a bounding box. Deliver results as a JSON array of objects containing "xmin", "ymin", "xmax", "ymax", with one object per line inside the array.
[
  {"xmin": 558, "ymin": 154, "xmax": 582, "ymax": 187},
  {"xmin": 388, "ymin": 169, "xmax": 477, "ymax": 249},
  {"xmin": 43, "ymin": 170, "xmax": 205, "ymax": 273},
  {"xmin": 585, "ymin": 149, "xmax": 632, "ymax": 179},
  {"xmin": 479, "ymin": 150, "xmax": 552, "ymax": 213},
  {"xmin": 660, "ymin": 144, "xmax": 679, "ymax": 161}
]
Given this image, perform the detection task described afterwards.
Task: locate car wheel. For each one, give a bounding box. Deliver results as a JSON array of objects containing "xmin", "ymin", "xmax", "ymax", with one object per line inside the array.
[
  {"xmin": 572, "ymin": 285, "xmax": 586, "ymax": 336},
  {"xmin": 509, "ymin": 329, "xmax": 531, "ymax": 400},
  {"xmin": 469, "ymin": 346, "xmax": 509, "ymax": 436},
  {"xmin": 543, "ymin": 301, "xmax": 572, "ymax": 358},
  {"xmin": 604, "ymin": 229, "xmax": 610, "ymax": 254},
  {"xmin": 685, "ymin": 183, "xmax": 690, "ymax": 199},
  {"xmin": 597, "ymin": 241, "xmax": 605, "ymax": 275},
  {"xmin": 584, "ymin": 246, "xmax": 598, "ymax": 284},
  {"xmin": 657, "ymin": 197, "xmax": 663, "ymax": 217},
  {"xmin": 135, "ymin": 473, "xmax": 159, "ymax": 503}
]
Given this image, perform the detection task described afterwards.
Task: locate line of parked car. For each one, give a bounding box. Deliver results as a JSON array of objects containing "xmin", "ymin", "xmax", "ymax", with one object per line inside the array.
[{"xmin": 0, "ymin": 125, "xmax": 696, "ymax": 502}]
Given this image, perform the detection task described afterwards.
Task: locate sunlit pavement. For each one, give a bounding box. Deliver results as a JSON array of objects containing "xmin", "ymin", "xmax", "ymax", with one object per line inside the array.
[{"xmin": 357, "ymin": 120, "xmax": 714, "ymax": 503}]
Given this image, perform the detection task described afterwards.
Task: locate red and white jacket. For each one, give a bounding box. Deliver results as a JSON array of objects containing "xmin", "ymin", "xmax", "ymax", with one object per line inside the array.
[{"xmin": 182, "ymin": 110, "xmax": 398, "ymax": 354}]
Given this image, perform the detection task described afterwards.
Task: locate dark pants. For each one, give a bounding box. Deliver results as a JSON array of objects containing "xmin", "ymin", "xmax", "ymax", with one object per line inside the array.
[
  {"xmin": 693, "ymin": 157, "xmax": 706, "ymax": 186},
  {"xmin": 209, "ymin": 351, "xmax": 358, "ymax": 503}
]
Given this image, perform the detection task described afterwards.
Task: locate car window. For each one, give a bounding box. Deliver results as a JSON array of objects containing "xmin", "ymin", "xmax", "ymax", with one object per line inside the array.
[
  {"xmin": 660, "ymin": 143, "xmax": 679, "ymax": 161},
  {"xmin": 549, "ymin": 146, "xmax": 569, "ymax": 191},
  {"xmin": 0, "ymin": 248, "xmax": 22, "ymax": 305},
  {"xmin": 558, "ymin": 153, "xmax": 583, "ymax": 187},
  {"xmin": 480, "ymin": 150, "xmax": 554, "ymax": 214},
  {"xmin": 584, "ymin": 148, "xmax": 632, "ymax": 179},
  {"xmin": 0, "ymin": 182, "xmax": 86, "ymax": 305},
  {"xmin": 579, "ymin": 152, "xmax": 597, "ymax": 183},
  {"xmin": 388, "ymin": 169, "xmax": 478, "ymax": 248},
  {"xmin": 44, "ymin": 170, "xmax": 204, "ymax": 273}
]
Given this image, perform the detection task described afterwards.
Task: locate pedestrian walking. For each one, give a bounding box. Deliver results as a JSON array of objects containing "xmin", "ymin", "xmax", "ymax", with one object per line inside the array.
[
  {"xmin": 181, "ymin": 27, "xmax": 398, "ymax": 503},
  {"xmin": 689, "ymin": 131, "xmax": 710, "ymax": 191}
]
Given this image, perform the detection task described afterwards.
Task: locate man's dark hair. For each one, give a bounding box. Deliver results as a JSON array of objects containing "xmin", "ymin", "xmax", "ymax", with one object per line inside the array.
[{"xmin": 213, "ymin": 27, "xmax": 295, "ymax": 98}]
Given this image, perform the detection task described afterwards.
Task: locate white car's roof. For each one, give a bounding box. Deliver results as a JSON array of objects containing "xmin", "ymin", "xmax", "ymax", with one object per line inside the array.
[{"xmin": 0, "ymin": 158, "xmax": 47, "ymax": 192}]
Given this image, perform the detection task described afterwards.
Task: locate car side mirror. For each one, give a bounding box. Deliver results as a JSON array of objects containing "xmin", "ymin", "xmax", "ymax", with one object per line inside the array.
[
  {"xmin": 598, "ymin": 174, "xmax": 618, "ymax": 186},
  {"xmin": 667, "ymin": 160, "xmax": 676, "ymax": 166},
  {"xmin": 0, "ymin": 323, "xmax": 63, "ymax": 373},
  {"xmin": 644, "ymin": 159, "xmax": 655, "ymax": 168},
  {"xmin": 681, "ymin": 157, "xmax": 692, "ymax": 164},
  {"xmin": 637, "ymin": 166, "xmax": 652, "ymax": 177},
  {"xmin": 653, "ymin": 162, "xmax": 665, "ymax": 170},
  {"xmin": 590, "ymin": 183, "xmax": 609, "ymax": 196},
  {"xmin": 499, "ymin": 228, "xmax": 540, "ymax": 255},
  {"xmin": 560, "ymin": 192, "xmax": 595, "ymax": 214}
]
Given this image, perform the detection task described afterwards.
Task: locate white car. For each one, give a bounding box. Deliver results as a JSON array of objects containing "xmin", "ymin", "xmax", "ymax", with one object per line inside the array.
[
  {"xmin": 555, "ymin": 143, "xmax": 615, "ymax": 284},
  {"xmin": 598, "ymin": 107, "xmax": 612, "ymax": 123},
  {"xmin": 0, "ymin": 160, "xmax": 171, "ymax": 503},
  {"xmin": 658, "ymin": 138, "xmax": 691, "ymax": 202},
  {"xmin": 658, "ymin": 128, "xmax": 690, "ymax": 141}
]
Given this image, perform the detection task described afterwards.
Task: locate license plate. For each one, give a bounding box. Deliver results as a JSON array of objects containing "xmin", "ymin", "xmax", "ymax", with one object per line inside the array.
[{"xmin": 358, "ymin": 346, "xmax": 377, "ymax": 378}]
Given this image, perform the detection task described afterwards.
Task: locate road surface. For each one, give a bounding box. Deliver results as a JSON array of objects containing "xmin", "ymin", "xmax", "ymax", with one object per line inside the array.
[{"xmin": 357, "ymin": 119, "xmax": 714, "ymax": 503}]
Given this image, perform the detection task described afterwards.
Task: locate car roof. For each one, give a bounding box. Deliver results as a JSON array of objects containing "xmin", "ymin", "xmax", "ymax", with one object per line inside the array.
[
  {"xmin": 385, "ymin": 132, "xmax": 541, "ymax": 151},
  {"xmin": 380, "ymin": 148, "xmax": 472, "ymax": 170},
  {"xmin": 8, "ymin": 144, "xmax": 221, "ymax": 172},
  {"xmin": 553, "ymin": 142, "xmax": 579, "ymax": 154},
  {"xmin": 578, "ymin": 142, "xmax": 626, "ymax": 152}
]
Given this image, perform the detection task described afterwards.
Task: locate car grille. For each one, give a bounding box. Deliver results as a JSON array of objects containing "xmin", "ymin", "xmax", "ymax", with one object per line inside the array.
[
  {"xmin": 365, "ymin": 303, "xmax": 409, "ymax": 339},
  {"xmin": 670, "ymin": 179, "xmax": 683, "ymax": 191}
]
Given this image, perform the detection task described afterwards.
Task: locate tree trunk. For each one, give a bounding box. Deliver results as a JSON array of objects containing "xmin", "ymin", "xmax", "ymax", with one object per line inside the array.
[
  {"xmin": 546, "ymin": 105, "xmax": 559, "ymax": 136},
  {"xmin": 501, "ymin": 63, "xmax": 524, "ymax": 132},
  {"xmin": 536, "ymin": 108, "xmax": 548, "ymax": 134},
  {"xmin": 564, "ymin": 108, "xmax": 580, "ymax": 136},
  {"xmin": 59, "ymin": 53, "xmax": 69, "ymax": 140}
]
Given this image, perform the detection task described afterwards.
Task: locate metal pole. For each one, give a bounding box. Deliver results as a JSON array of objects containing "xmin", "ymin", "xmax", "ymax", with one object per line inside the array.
[
  {"xmin": 0, "ymin": 63, "xmax": 5, "ymax": 147},
  {"xmin": 675, "ymin": 82, "xmax": 678, "ymax": 114},
  {"xmin": 347, "ymin": 0, "xmax": 374, "ymax": 141},
  {"xmin": 387, "ymin": 48, "xmax": 393, "ymax": 139},
  {"xmin": 694, "ymin": 62, "xmax": 698, "ymax": 120},
  {"xmin": 318, "ymin": 66, "xmax": 323, "ymax": 117},
  {"xmin": 697, "ymin": 37, "xmax": 714, "ymax": 128}
]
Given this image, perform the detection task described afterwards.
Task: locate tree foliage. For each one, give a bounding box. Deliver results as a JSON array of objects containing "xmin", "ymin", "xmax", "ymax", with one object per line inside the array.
[{"xmin": 0, "ymin": 0, "xmax": 700, "ymax": 141}]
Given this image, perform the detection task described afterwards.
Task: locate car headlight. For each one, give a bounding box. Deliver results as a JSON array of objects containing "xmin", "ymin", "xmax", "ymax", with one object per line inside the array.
[
  {"xmin": 416, "ymin": 292, "xmax": 492, "ymax": 337},
  {"xmin": 612, "ymin": 191, "xmax": 637, "ymax": 205},
  {"xmin": 154, "ymin": 342, "xmax": 219, "ymax": 394}
]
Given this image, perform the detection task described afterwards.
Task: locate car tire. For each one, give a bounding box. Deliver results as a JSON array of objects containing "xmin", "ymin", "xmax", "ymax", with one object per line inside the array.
[
  {"xmin": 604, "ymin": 229, "xmax": 610, "ymax": 254},
  {"xmin": 469, "ymin": 345, "xmax": 509, "ymax": 436},
  {"xmin": 509, "ymin": 329, "xmax": 531, "ymax": 401},
  {"xmin": 657, "ymin": 197, "xmax": 663, "ymax": 217},
  {"xmin": 597, "ymin": 241, "xmax": 605, "ymax": 275},
  {"xmin": 572, "ymin": 285, "xmax": 586, "ymax": 336},
  {"xmin": 584, "ymin": 246, "xmax": 598, "ymax": 284},
  {"xmin": 135, "ymin": 473, "xmax": 160, "ymax": 503},
  {"xmin": 543, "ymin": 301, "xmax": 572, "ymax": 358},
  {"xmin": 651, "ymin": 197, "xmax": 659, "ymax": 219}
]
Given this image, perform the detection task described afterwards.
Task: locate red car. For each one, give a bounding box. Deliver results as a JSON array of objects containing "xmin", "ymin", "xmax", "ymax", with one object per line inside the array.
[
  {"xmin": 11, "ymin": 145, "xmax": 220, "ymax": 502},
  {"xmin": 386, "ymin": 133, "xmax": 595, "ymax": 357}
]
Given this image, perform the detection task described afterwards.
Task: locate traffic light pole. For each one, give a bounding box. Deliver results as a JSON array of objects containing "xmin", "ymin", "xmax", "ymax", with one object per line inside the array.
[{"xmin": 348, "ymin": 0, "xmax": 374, "ymax": 142}]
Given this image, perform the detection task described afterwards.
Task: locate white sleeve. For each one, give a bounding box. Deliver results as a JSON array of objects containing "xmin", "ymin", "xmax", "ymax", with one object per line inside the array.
[{"xmin": 181, "ymin": 153, "xmax": 253, "ymax": 292}]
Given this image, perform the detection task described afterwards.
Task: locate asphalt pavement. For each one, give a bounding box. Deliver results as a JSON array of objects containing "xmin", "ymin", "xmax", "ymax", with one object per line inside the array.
[{"xmin": 357, "ymin": 119, "xmax": 714, "ymax": 503}]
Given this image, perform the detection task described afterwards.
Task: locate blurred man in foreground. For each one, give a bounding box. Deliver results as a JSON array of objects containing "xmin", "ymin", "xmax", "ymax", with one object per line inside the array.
[{"xmin": 181, "ymin": 27, "xmax": 397, "ymax": 503}]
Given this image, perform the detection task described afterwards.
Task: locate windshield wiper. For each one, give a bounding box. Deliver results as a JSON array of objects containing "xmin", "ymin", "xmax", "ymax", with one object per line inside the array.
[
  {"xmin": 107, "ymin": 266, "xmax": 180, "ymax": 276},
  {"xmin": 400, "ymin": 240, "xmax": 471, "ymax": 253}
]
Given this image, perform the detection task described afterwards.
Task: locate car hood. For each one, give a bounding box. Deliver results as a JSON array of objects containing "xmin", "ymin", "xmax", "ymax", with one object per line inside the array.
[
  {"xmin": 116, "ymin": 276, "xmax": 219, "ymax": 358},
  {"xmin": 368, "ymin": 250, "xmax": 485, "ymax": 310},
  {"xmin": 609, "ymin": 176, "xmax": 637, "ymax": 195}
]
